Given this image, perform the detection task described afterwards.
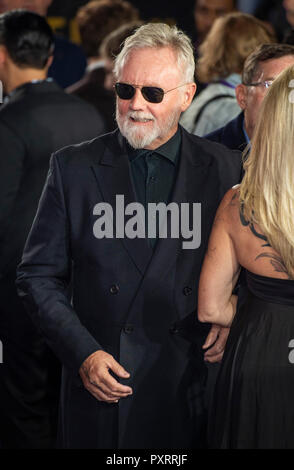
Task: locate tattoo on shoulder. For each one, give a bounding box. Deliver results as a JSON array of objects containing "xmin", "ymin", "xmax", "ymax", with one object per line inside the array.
[
  {"xmin": 239, "ymin": 203, "xmax": 270, "ymax": 247},
  {"xmin": 229, "ymin": 193, "xmax": 238, "ymax": 205},
  {"xmin": 255, "ymin": 253, "xmax": 290, "ymax": 278},
  {"xmin": 240, "ymin": 204, "xmax": 289, "ymax": 277}
]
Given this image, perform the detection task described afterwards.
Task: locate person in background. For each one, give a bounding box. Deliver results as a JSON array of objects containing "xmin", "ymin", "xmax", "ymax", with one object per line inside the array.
[
  {"xmin": 254, "ymin": 0, "xmax": 292, "ymax": 42},
  {"xmin": 180, "ymin": 12, "xmax": 274, "ymax": 136},
  {"xmin": 198, "ymin": 63, "xmax": 294, "ymax": 449},
  {"xmin": 16, "ymin": 23, "xmax": 242, "ymax": 449},
  {"xmin": 205, "ymin": 43, "xmax": 294, "ymax": 150},
  {"xmin": 0, "ymin": 0, "xmax": 87, "ymax": 88},
  {"xmin": 67, "ymin": 0, "xmax": 139, "ymax": 132},
  {"xmin": 0, "ymin": 9, "xmax": 105, "ymax": 449},
  {"xmin": 193, "ymin": 0, "xmax": 237, "ymax": 48},
  {"xmin": 236, "ymin": 0, "xmax": 263, "ymax": 14},
  {"xmin": 192, "ymin": 0, "xmax": 237, "ymax": 96}
]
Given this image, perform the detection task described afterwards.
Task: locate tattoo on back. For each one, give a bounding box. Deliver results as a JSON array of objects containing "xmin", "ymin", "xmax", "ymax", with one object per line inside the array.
[
  {"xmin": 240, "ymin": 203, "xmax": 289, "ymax": 277},
  {"xmin": 240, "ymin": 203, "xmax": 270, "ymax": 246},
  {"xmin": 255, "ymin": 253, "xmax": 289, "ymax": 277}
]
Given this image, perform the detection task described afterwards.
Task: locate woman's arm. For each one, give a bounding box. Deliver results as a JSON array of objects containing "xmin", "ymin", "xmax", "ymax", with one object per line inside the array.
[{"xmin": 198, "ymin": 188, "xmax": 241, "ymax": 327}]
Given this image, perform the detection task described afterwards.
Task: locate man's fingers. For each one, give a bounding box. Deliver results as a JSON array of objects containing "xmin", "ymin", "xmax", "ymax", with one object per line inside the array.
[
  {"xmin": 90, "ymin": 374, "xmax": 132, "ymax": 398},
  {"xmin": 215, "ymin": 327, "xmax": 230, "ymax": 349},
  {"xmin": 204, "ymin": 352, "xmax": 224, "ymax": 363},
  {"xmin": 108, "ymin": 356, "xmax": 130, "ymax": 379},
  {"xmin": 86, "ymin": 382, "xmax": 120, "ymax": 403},
  {"xmin": 100, "ymin": 373, "xmax": 133, "ymax": 396},
  {"xmin": 79, "ymin": 350, "xmax": 132, "ymax": 403},
  {"xmin": 203, "ymin": 325, "xmax": 220, "ymax": 349}
]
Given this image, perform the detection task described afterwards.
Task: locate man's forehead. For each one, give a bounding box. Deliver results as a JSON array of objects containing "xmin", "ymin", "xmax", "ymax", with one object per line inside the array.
[
  {"xmin": 257, "ymin": 55, "xmax": 294, "ymax": 79},
  {"xmin": 119, "ymin": 52, "xmax": 182, "ymax": 88},
  {"xmin": 120, "ymin": 47, "xmax": 179, "ymax": 73}
]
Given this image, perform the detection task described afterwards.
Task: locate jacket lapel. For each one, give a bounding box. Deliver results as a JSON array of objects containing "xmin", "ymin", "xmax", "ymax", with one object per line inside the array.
[
  {"xmin": 91, "ymin": 131, "xmax": 153, "ymax": 276},
  {"xmin": 91, "ymin": 128, "xmax": 210, "ymax": 282}
]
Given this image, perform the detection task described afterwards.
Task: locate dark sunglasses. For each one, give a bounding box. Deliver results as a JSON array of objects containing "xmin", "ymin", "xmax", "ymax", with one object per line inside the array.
[{"xmin": 114, "ymin": 82, "xmax": 187, "ymax": 103}]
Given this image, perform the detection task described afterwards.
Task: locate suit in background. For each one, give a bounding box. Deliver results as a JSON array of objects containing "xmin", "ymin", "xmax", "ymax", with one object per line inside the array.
[
  {"xmin": 0, "ymin": 79, "xmax": 105, "ymax": 449},
  {"xmin": 67, "ymin": 63, "xmax": 116, "ymax": 132},
  {"xmin": 48, "ymin": 35, "xmax": 87, "ymax": 89}
]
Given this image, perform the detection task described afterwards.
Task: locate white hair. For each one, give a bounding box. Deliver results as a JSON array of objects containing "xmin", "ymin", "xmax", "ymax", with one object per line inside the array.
[{"xmin": 113, "ymin": 22, "xmax": 195, "ymax": 83}]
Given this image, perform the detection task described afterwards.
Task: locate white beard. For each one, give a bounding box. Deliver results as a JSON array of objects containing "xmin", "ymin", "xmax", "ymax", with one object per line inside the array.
[{"xmin": 116, "ymin": 106, "xmax": 180, "ymax": 149}]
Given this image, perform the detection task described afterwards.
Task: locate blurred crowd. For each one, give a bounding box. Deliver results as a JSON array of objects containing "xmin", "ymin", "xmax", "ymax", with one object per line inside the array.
[
  {"xmin": 1, "ymin": 0, "xmax": 294, "ymax": 450},
  {"xmin": 1, "ymin": 0, "xmax": 294, "ymax": 131}
]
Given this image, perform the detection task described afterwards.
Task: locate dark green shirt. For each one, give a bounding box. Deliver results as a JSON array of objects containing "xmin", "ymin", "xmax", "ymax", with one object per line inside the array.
[{"xmin": 127, "ymin": 128, "xmax": 181, "ymax": 248}]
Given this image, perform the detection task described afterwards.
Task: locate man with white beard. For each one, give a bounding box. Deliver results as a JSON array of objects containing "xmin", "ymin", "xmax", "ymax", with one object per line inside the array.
[{"xmin": 17, "ymin": 23, "xmax": 242, "ymax": 448}]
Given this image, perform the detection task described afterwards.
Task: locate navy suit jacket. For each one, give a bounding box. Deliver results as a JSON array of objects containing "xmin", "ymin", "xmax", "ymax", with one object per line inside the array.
[{"xmin": 205, "ymin": 112, "xmax": 247, "ymax": 152}]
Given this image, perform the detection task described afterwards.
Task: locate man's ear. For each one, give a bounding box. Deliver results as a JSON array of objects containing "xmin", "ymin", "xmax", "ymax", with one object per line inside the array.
[
  {"xmin": 235, "ymin": 84, "xmax": 248, "ymax": 110},
  {"xmin": 181, "ymin": 82, "xmax": 197, "ymax": 112},
  {"xmin": 46, "ymin": 54, "xmax": 54, "ymax": 70}
]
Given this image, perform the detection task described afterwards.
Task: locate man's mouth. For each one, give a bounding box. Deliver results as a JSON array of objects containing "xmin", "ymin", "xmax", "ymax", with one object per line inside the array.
[{"xmin": 130, "ymin": 117, "xmax": 153, "ymax": 123}]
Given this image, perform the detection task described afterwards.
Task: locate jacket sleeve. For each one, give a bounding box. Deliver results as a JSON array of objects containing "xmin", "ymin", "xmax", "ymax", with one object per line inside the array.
[{"xmin": 16, "ymin": 152, "xmax": 102, "ymax": 373}]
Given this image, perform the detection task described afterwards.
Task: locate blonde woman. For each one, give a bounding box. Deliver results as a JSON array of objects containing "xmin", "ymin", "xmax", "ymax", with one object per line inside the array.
[
  {"xmin": 181, "ymin": 12, "xmax": 274, "ymax": 136},
  {"xmin": 198, "ymin": 64, "xmax": 294, "ymax": 448}
]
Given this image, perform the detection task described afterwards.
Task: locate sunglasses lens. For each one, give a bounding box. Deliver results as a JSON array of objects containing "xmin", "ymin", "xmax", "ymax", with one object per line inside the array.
[
  {"xmin": 115, "ymin": 83, "xmax": 164, "ymax": 103},
  {"xmin": 115, "ymin": 83, "xmax": 135, "ymax": 100},
  {"xmin": 142, "ymin": 87, "xmax": 164, "ymax": 103}
]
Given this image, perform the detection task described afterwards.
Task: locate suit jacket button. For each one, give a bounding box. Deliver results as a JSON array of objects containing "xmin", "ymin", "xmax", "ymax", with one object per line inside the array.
[
  {"xmin": 183, "ymin": 286, "xmax": 192, "ymax": 296},
  {"xmin": 110, "ymin": 284, "xmax": 119, "ymax": 294},
  {"xmin": 123, "ymin": 325, "xmax": 134, "ymax": 334},
  {"xmin": 170, "ymin": 325, "xmax": 179, "ymax": 334}
]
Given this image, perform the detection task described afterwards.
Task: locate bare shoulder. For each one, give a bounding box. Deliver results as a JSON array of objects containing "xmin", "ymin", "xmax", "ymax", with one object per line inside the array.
[{"xmin": 213, "ymin": 185, "xmax": 241, "ymax": 227}]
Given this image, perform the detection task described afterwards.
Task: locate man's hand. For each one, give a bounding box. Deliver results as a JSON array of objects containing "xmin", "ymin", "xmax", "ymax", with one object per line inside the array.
[
  {"xmin": 202, "ymin": 324, "xmax": 230, "ymax": 363},
  {"xmin": 79, "ymin": 350, "xmax": 133, "ymax": 403}
]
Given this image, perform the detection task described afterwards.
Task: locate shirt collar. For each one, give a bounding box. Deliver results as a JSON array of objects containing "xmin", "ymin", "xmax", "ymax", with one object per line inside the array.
[
  {"xmin": 127, "ymin": 127, "xmax": 181, "ymax": 164},
  {"xmin": 6, "ymin": 78, "xmax": 53, "ymax": 100}
]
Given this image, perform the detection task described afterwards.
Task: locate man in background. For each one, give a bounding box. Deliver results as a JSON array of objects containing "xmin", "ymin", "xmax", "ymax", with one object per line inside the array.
[
  {"xmin": 67, "ymin": 0, "xmax": 139, "ymax": 132},
  {"xmin": 192, "ymin": 0, "xmax": 237, "ymax": 95},
  {"xmin": 0, "ymin": 9, "xmax": 105, "ymax": 448},
  {"xmin": 193, "ymin": 0, "xmax": 237, "ymax": 47},
  {"xmin": 0, "ymin": 0, "xmax": 87, "ymax": 88},
  {"xmin": 206, "ymin": 43, "xmax": 294, "ymax": 149}
]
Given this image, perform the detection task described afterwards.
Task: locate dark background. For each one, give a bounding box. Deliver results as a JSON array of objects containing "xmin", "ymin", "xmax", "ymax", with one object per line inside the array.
[{"xmin": 47, "ymin": 0, "xmax": 196, "ymax": 42}]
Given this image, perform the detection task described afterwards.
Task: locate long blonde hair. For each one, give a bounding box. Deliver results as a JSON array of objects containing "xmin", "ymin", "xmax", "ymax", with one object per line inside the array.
[
  {"xmin": 239, "ymin": 65, "xmax": 294, "ymax": 279},
  {"xmin": 197, "ymin": 12, "xmax": 274, "ymax": 83}
]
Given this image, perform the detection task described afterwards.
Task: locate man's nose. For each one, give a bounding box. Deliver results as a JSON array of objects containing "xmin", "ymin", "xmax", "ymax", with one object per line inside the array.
[{"xmin": 129, "ymin": 88, "xmax": 146, "ymax": 109}]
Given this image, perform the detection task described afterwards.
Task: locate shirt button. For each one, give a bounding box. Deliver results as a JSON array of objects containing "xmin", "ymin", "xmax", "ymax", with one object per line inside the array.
[
  {"xmin": 150, "ymin": 175, "xmax": 156, "ymax": 182},
  {"xmin": 110, "ymin": 284, "xmax": 119, "ymax": 295},
  {"xmin": 170, "ymin": 325, "xmax": 179, "ymax": 334},
  {"xmin": 183, "ymin": 286, "xmax": 193, "ymax": 296}
]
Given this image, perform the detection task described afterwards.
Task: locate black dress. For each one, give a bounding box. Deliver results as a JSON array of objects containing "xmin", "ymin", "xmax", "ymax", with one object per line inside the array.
[{"xmin": 209, "ymin": 270, "xmax": 294, "ymax": 449}]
